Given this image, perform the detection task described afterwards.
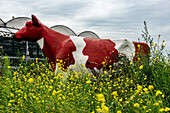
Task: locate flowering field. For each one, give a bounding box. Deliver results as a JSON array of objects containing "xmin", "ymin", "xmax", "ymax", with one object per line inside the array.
[{"xmin": 0, "ymin": 22, "xmax": 170, "ymax": 113}]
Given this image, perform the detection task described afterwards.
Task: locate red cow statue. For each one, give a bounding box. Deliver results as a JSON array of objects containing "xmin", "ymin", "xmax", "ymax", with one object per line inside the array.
[{"xmin": 14, "ymin": 15, "xmax": 149, "ymax": 75}]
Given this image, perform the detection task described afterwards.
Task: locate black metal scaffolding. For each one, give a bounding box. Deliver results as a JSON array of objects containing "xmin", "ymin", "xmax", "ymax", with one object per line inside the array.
[{"xmin": 0, "ymin": 17, "xmax": 44, "ymax": 59}]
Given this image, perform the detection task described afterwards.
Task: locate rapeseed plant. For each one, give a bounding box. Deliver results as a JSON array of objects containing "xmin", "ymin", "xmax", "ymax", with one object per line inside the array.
[
  {"xmin": 0, "ymin": 21, "xmax": 169, "ymax": 112},
  {"xmin": 133, "ymin": 103, "xmax": 140, "ymax": 107}
]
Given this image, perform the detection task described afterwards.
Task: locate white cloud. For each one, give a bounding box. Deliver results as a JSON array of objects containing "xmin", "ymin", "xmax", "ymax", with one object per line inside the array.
[
  {"xmin": 73, "ymin": 0, "xmax": 132, "ymax": 20},
  {"xmin": 0, "ymin": 0, "xmax": 170, "ymax": 51}
]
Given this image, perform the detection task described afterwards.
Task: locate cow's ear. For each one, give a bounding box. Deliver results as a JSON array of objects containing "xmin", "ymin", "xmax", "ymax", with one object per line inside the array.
[{"xmin": 32, "ymin": 15, "xmax": 40, "ymax": 26}]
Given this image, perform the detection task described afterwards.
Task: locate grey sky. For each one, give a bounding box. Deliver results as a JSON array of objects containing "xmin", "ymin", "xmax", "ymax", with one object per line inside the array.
[{"xmin": 0, "ymin": 0, "xmax": 170, "ymax": 52}]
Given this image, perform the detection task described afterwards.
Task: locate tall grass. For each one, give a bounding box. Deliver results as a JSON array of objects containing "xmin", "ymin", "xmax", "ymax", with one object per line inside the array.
[{"xmin": 0, "ymin": 22, "xmax": 169, "ymax": 113}]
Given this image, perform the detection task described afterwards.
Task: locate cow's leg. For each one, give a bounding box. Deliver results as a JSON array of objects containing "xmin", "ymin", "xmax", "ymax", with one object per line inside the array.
[
  {"xmin": 90, "ymin": 68, "xmax": 99, "ymax": 77},
  {"xmin": 86, "ymin": 61, "xmax": 100, "ymax": 77},
  {"xmin": 111, "ymin": 52, "xmax": 131, "ymax": 78},
  {"xmin": 55, "ymin": 63, "xmax": 68, "ymax": 80},
  {"xmin": 54, "ymin": 63, "xmax": 59, "ymax": 75},
  {"xmin": 117, "ymin": 52, "xmax": 126, "ymax": 64}
]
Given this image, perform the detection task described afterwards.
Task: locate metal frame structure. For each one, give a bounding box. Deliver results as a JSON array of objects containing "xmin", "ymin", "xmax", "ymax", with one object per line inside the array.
[
  {"xmin": 50, "ymin": 25, "xmax": 77, "ymax": 36},
  {"xmin": 78, "ymin": 31, "xmax": 100, "ymax": 38},
  {"xmin": 0, "ymin": 17, "xmax": 44, "ymax": 66}
]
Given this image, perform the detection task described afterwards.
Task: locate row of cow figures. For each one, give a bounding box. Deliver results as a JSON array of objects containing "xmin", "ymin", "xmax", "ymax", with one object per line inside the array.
[{"xmin": 13, "ymin": 15, "xmax": 150, "ymax": 76}]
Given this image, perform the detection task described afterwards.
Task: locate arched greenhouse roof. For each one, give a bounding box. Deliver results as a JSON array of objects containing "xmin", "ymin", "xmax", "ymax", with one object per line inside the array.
[{"xmin": 0, "ymin": 16, "xmax": 100, "ymax": 38}]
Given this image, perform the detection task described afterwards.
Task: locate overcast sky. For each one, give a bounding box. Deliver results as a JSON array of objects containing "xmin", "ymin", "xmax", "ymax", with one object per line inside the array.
[{"xmin": 0, "ymin": 0, "xmax": 170, "ymax": 52}]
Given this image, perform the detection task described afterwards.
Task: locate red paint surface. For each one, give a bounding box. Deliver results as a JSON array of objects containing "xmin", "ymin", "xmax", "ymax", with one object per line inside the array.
[
  {"xmin": 133, "ymin": 41, "xmax": 150, "ymax": 62},
  {"xmin": 42, "ymin": 29, "xmax": 76, "ymax": 71},
  {"xmin": 15, "ymin": 21, "xmax": 42, "ymax": 42},
  {"xmin": 15, "ymin": 15, "xmax": 76, "ymax": 71},
  {"xmin": 83, "ymin": 38, "xmax": 118, "ymax": 70}
]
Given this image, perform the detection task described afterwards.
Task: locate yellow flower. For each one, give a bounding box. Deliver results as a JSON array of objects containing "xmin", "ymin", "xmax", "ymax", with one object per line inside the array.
[
  {"xmin": 117, "ymin": 110, "xmax": 122, "ymax": 113},
  {"xmin": 111, "ymin": 91, "xmax": 118, "ymax": 96},
  {"xmin": 143, "ymin": 106, "xmax": 146, "ymax": 109},
  {"xmin": 28, "ymin": 78, "xmax": 34, "ymax": 83},
  {"xmin": 50, "ymin": 79, "xmax": 53, "ymax": 83},
  {"xmin": 158, "ymin": 100, "xmax": 162, "ymax": 104},
  {"xmin": 139, "ymin": 65, "xmax": 143, "ymax": 70},
  {"xmin": 165, "ymin": 107, "xmax": 170, "ymax": 112},
  {"xmin": 151, "ymin": 43, "xmax": 154, "ymax": 46},
  {"xmin": 96, "ymin": 94, "xmax": 105, "ymax": 102},
  {"xmin": 119, "ymin": 98, "xmax": 123, "ymax": 102},
  {"xmin": 156, "ymin": 90, "xmax": 162, "ymax": 96},
  {"xmin": 22, "ymin": 55, "xmax": 25, "ymax": 60},
  {"xmin": 96, "ymin": 108, "xmax": 102, "ymax": 112},
  {"xmin": 162, "ymin": 45, "xmax": 165, "ymax": 49},
  {"xmin": 158, "ymin": 34, "xmax": 161, "ymax": 38},
  {"xmin": 148, "ymin": 85, "xmax": 154, "ymax": 90},
  {"xmin": 101, "ymin": 103, "xmax": 109, "ymax": 113},
  {"xmin": 153, "ymin": 103, "xmax": 159, "ymax": 106},
  {"xmin": 8, "ymin": 103, "xmax": 11, "ymax": 106},
  {"xmin": 36, "ymin": 58, "xmax": 38, "ymax": 63},
  {"xmin": 159, "ymin": 108, "xmax": 164, "ymax": 112},
  {"xmin": 86, "ymin": 80, "xmax": 92, "ymax": 84},
  {"xmin": 52, "ymin": 90, "xmax": 61, "ymax": 96},
  {"xmin": 143, "ymin": 88, "xmax": 148, "ymax": 93},
  {"xmin": 137, "ymin": 84, "xmax": 142, "ymax": 91},
  {"xmin": 48, "ymin": 86, "xmax": 53, "ymax": 91},
  {"xmin": 52, "ymin": 90, "xmax": 57, "ymax": 96},
  {"xmin": 109, "ymin": 75, "xmax": 112, "ymax": 78},
  {"xmin": 137, "ymin": 44, "xmax": 140, "ymax": 48},
  {"xmin": 10, "ymin": 100, "xmax": 15, "ymax": 103},
  {"xmin": 24, "ymin": 94, "xmax": 27, "ymax": 100},
  {"xmin": 49, "ymin": 86, "xmax": 53, "ymax": 89},
  {"xmin": 134, "ymin": 103, "xmax": 140, "ymax": 107},
  {"xmin": 104, "ymin": 71, "xmax": 107, "ymax": 74},
  {"xmin": 162, "ymin": 95, "xmax": 164, "ymax": 98},
  {"xmin": 10, "ymin": 93, "xmax": 14, "ymax": 97}
]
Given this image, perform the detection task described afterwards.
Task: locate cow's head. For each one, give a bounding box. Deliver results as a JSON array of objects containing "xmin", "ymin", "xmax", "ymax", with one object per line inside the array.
[{"xmin": 14, "ymin": 15, "xmax": 42, "ymax": 41}]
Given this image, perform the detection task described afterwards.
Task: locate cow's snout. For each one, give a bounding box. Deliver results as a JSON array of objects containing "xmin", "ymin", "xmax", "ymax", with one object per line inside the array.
[
  {"xmin": 12, "ymin": 34, "xmax": 16, "ymax": 39},
  {"xmin": 12, "ymin": 33, "xmax": 22, "ymax": 41}
]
